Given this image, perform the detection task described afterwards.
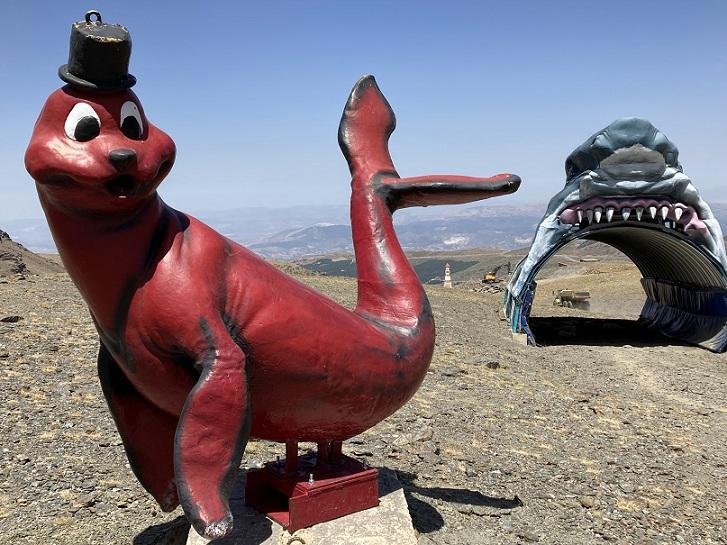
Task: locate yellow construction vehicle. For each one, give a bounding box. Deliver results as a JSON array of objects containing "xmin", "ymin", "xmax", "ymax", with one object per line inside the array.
[{"xmin": 552, "ymin": 289, "xmax": 591, "ymax": 310}]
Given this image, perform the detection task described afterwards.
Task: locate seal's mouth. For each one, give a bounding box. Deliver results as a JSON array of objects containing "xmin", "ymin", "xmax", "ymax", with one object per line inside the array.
[
  {"xmin": 38, "ymin": 169, "xmax": 168, "ymax": 202},
  {"xmin": 104, "ymin": 175, "xmax": 139, "ymax": 199},
  {"xmin": 103, "ymin": 158, "xmax": 172, "ymax": 199}
]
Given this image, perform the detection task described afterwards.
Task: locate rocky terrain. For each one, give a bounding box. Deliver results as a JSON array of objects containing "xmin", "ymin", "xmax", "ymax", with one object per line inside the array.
[
  {"xmin": 0, "ymin": 258, "xmax": 726, "ymax": 545},
  {"xmin": 0, "ymin": 229, "xmax": 62, "ymax": 278}
]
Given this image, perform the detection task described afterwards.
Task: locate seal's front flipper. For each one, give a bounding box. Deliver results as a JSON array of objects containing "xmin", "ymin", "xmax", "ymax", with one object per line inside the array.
[
  {"xmin": 381, "ymin": 173, "xmax": 521, "ymax": 210},
  {"xmin": 98, "ymin": 343, "xmax": 179, "ymax": 511},
  {"xmin": 175, "ymin": 317, "xmax": 250, "ymax": 540}
]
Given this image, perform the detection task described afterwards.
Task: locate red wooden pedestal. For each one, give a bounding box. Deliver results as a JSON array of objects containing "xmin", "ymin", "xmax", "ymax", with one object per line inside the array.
[{"xmin": 245, "ymin": 453, "xmax": 379, "ymax": 532}]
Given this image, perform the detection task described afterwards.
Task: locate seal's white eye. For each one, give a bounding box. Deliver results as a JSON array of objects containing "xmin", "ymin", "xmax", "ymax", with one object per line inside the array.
[
  {"xmin": 120, "ymin": 101, "xmax": 143, "ymax": 140},
  {"xmin": 64, "ymin": 102, "xmax": 101, "ymax": 142}
]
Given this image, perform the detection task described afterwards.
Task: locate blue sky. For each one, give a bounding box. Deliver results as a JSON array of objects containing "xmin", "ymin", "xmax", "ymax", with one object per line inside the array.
[{"xmin": 2, "ymin": 1, "xmax": 726, "ymax": 221}]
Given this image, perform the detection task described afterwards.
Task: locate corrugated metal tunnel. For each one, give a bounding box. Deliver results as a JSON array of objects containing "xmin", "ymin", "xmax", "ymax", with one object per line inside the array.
[
  {"xmin": 585, "ymin": 225, "xmax": 727, "ymax": 289},
  {"xmin": 522, "ymin": 223, "xmax": 727, "ymax": 351}
]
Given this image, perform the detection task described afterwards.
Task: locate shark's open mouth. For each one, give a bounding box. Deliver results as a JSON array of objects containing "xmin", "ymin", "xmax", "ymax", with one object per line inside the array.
[
  {"xmin": 504, "ymin": 118, "xmax": 727, "ymax": 352},
  {"xmin": 559, "ymin": 197, "xmax": 709, "ymax": 236}
]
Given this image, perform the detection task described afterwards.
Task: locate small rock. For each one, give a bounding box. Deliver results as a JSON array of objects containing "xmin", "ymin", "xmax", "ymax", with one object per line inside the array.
[
  {"xmin": 579, "ymin": 496, "xmax": 596, "ymax": 508},
  {"xmin": 517, "ymin": 529, "xmax": 540, "ymax": 542},
  {"xmin": 472, "ymin": 505, "xmax": 490, "ymax": 516},
  {"xmin": 456, "ymin": 504, "xmax": 474, "ymax": 515},
  {"xmin": 0, "ymin": 315, "xmax": 23, "ymax": 323}
]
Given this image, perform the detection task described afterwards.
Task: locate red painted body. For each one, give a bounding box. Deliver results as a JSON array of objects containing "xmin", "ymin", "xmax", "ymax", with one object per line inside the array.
[{"xmin": 25, "ymin": 75, "xmax": 520, "ymax": 538}]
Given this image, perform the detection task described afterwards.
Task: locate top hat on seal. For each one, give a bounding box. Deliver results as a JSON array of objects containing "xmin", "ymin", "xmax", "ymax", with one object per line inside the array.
[{"xmin": 58, "ymin": 10, "xmax": 137, "ymax": 92}]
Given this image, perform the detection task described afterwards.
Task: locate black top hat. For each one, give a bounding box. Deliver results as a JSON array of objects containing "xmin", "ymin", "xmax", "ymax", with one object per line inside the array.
[{"xmin": 58, "ymin": 11, "xmax": 136, "ymax": 92}]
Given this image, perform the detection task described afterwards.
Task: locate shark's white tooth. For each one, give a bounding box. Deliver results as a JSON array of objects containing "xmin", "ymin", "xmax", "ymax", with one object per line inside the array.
[
  {"xmin": 594, "ymin": 208, "xmax": 603, "ymax": 223},
  {"xmin": 586, "ymin": 209, "xmax": 594, "ymax": 224},
  {"xmin": 649, "ymin": 206, "xmax": 658, "ymax": 219},
  {"xmin": 661, "ymin": 206, "xmax": 669, "ymax": 221},
  {"xmin": 636, "ymin": 207, "xmax": 644, "ymax": 221},
  {"xmin": 577, "ymin": 210, "xmax": 583, "ymax": 223},
  {"xmin": 606, "ymin": 207, "xmax": 614, "ymax": 222},
  {"xmin": 621, "ymin": 207, "xmax": 631, "ymax": 221},
  {"xmin": 674, "ymin": 208, "xmax": 683, "ymax": 221}
]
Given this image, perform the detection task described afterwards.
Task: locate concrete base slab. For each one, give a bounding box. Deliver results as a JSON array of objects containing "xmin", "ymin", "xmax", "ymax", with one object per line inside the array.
[
  {"xmin": 186, "ymin": 467, "xmax": 417, "ymax": 545},
  {"xmin": 511, "ymin": 332, "xmax": 529, "ymax": 346}
]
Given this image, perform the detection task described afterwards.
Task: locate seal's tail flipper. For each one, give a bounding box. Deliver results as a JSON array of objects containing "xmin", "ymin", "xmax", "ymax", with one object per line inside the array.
[
  {"xmin": 338, "ymin": 75, "xmax": 397, "ymax": 177},
  {"xmin": 381, "ymin": 173, "xmax": 520, "ymax": 211},
  {"xmin": 338, "ymin": 75, "xmax": 520, "ymax": 205},
  {"xmin": 340, "ymin": 75, "xmax": 521, "ymax": 326}
]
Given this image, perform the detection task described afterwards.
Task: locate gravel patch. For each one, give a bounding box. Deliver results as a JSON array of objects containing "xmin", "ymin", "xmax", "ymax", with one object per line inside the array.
[{"xmin": 1, "ymin": 271, "xmax": 726, "ymax": 544}]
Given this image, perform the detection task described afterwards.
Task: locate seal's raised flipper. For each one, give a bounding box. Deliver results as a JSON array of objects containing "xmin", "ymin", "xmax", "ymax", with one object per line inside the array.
[
  {"xmin": 338, "ymin": 75, "xmax": 398, "ymax": 179},
  {"xmin": 339, "ymin": 75, "xmax": 521, "ymax": 324},
  {"xmin": 338, "ymin": 75, "xmax": 520, "ymax": 204},
  {"xmin": 380, "ymin": 173, "xmax": 520, "ymax": 210},
  {"xmin": 98, "ymin": 343, "xmax": 179, "ymax": 511},
  {"xmin": 174, "ymin": 317, "xmax": 251, "ymax": 539}
]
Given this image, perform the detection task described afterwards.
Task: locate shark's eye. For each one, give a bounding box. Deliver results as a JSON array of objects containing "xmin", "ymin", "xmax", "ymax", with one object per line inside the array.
[
  {"xmin": 64, "ymin": 102, "xmax": 101, "ymax": 142},
  {"xmin": 120, "ymin": 101, "xmax": 144, "ymax": 140}
]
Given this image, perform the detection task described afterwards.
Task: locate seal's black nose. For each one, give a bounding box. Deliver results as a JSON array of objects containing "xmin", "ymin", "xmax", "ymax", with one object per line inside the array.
[{"xmin": 109, "ymin": 148, "xmax": 137, "ymax": 172}]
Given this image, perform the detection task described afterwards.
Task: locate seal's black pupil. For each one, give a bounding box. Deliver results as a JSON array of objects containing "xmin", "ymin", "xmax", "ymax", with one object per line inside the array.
[
  {"xmin": 75, "ymin": 116, "xmax": 100, "ymax": 142},
  {"xmin": 121, "ymin": 116, "xmax": 142, "ymax": 140}
]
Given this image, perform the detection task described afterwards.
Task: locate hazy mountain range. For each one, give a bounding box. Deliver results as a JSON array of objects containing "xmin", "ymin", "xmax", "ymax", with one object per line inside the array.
[{"xmin": 5, "ymin": 201, "xmax": 727, "ymax": 259}]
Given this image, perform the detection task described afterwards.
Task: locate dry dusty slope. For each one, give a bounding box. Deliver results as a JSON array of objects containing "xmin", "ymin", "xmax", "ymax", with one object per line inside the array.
[{"xmin": 0, "ymin": 270, "xmax": 726, "ymax": 545}]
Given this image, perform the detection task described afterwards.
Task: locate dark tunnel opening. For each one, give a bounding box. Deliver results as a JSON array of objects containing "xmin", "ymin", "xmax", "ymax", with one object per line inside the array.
[
  {"xmin": 528, "ymin": 317, "xmax": 691, "ymax": 348},
  {"xmin": 524, "ymin": 224, "xmax": 727, "ymax": 349}
]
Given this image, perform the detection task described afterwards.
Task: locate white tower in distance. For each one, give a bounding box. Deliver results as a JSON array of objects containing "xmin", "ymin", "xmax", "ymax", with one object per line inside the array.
[{"xmin": 443, "ymin": 262, "xmax": 453, "ymax": 288}]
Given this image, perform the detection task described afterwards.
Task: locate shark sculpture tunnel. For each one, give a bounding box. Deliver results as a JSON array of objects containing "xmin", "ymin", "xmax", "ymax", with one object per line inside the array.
[{"xmin": 505, "ymin": 118, "xmax": 727, "ymax": 352}]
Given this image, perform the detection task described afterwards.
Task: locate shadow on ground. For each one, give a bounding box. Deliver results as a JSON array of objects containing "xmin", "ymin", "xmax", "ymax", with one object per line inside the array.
[
  {"xmin": 397, "ymin": 471, "xmax": 522, "ymax": 533},
  {"xmin": 134, "ymin": 516, "xmax": 190, "ymax": 545},
  {"xmin": 529, "ymin": 317, "xmax": 690, "ymax": 347}
]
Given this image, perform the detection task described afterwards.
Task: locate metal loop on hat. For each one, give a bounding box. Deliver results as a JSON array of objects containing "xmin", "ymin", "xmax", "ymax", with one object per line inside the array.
[{"xmin": 85, "ymin": 10, "xmax": 102, "ymax": 24}]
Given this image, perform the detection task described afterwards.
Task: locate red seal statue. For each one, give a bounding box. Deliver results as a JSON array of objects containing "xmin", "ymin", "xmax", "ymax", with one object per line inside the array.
[{"xmin": 25, "ymin": 11, "xmax": 520, "ymax": 539}]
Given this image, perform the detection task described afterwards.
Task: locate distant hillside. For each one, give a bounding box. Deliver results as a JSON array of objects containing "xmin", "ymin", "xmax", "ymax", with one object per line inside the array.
[
  {"xmin": 246, "ymin": 203, "xmax": 544, "ymax": 259},
  {"xmin": 5, "ymin": 202, "xmax": 727, "ymax": 260},
  {"xmin": 0, "ymin": 229, "xmax": 63, "ymax": 277},
  {"xmin": 1, "ymin": 202, "xmax": 545, "ymax": 258},
  {"xmin": 296, "ymin": 240, "xmax": 640, "ymax": 285},
  {"xmin": 300, "ymin": 255, "xmax": 481, "ymax": 284}
]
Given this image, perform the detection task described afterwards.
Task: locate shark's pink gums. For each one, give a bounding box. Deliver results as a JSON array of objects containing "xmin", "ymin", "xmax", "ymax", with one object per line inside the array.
[{"xmin": 559, "ymin": 196, "xmax": 709, "ymax": 237}]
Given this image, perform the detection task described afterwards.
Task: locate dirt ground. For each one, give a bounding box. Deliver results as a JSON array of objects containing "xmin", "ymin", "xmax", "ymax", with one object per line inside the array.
[
  {"xmin": 531, "ymin": 262, "xmax": 646, "ymax": 319},
  {"xmin": 1, "ymin": 267, "xmax": 726, "ymax": 545}
]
